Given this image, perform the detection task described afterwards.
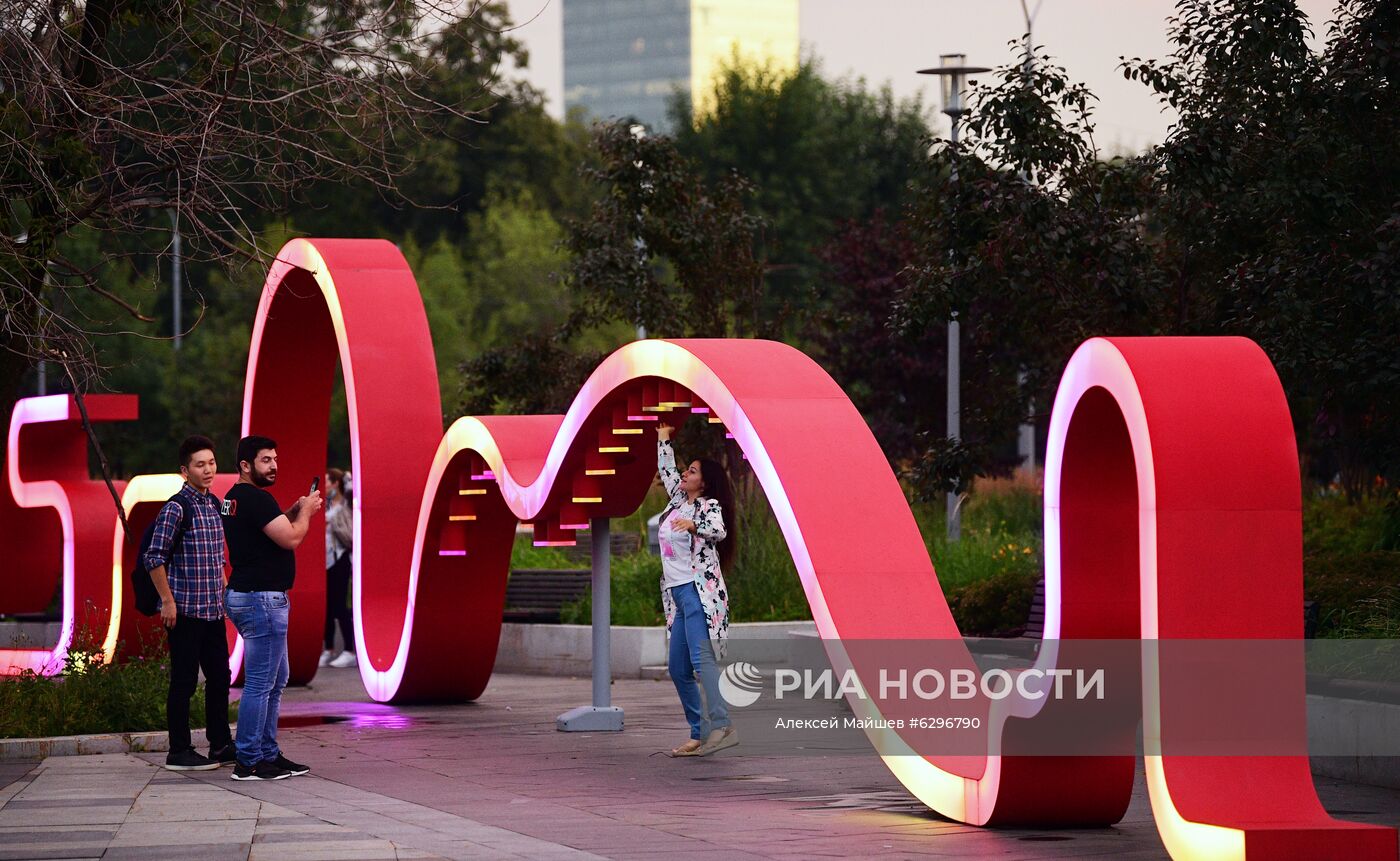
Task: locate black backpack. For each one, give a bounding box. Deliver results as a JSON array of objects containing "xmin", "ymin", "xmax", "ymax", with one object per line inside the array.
[{"xmin": 131, "ymin": 494, "xmax": 194, "ymax": 617}]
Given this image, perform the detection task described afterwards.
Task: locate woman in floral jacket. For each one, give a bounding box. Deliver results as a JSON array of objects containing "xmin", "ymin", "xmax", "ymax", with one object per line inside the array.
[{"xmin": 656, "ymin": 421, "xmax": 738, "ymax": 757}]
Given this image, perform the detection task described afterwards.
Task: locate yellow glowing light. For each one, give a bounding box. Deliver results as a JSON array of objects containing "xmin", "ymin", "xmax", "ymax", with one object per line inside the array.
[
  {"xmin": 458, "ymin": 488, "xmax": 486, "ymax": 496},
  {"xmin": 584, "ymin": 469, "xmax": 616, "ymax": 476},
  {"xmin": 689, "ymin": 0, "xmax": 798, "ymax": 119},
  {"xmin": 571, "ymin": 496, "xmax": 603, "ymax": 504},
  {"xmin": 107, "ymin": 473, "xmax": 188, "ymax": 663},
  {"xmin": 598, "ymin": 446, "xmax": 629, "ymax": 454}
]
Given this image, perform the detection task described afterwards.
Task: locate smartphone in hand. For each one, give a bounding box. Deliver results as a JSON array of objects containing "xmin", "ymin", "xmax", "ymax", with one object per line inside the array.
[{"xmin": 311, "ymin": 476, "xmax": 320, "ymax": 494}]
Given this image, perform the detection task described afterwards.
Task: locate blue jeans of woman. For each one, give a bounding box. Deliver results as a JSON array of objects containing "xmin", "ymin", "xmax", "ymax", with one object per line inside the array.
[
  {"xmin": 224, "ymin": 589, "xmax": 290, "ymax": 766},
  {"xmin": 668, "ymin": 584, "xmax": 730, "ymax": 740}
]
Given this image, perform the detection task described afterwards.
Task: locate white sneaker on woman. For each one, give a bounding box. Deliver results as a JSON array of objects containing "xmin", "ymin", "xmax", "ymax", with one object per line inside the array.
[
  {"xmin": 329, "ymin": 651, "xmax": 358, "ymax": 668},
  {"xmin": 317, "ymin": 649, "xmax": 336, "ymax": 667}
]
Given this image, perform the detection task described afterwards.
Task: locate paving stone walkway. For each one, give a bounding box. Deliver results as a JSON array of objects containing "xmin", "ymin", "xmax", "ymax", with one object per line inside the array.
[{"xmin": 3, "ymin": 668, "xmax": 1398, "ymax": 860}]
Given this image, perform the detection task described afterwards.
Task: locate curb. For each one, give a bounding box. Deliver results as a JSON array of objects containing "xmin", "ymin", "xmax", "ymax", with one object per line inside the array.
[{"xmin": 0, "ymin": 723, "xmax": 235, "ymax": 760}]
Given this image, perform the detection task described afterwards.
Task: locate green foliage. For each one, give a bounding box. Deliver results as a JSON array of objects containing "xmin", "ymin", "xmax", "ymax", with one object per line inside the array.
[
  {"xmin": 808, "ymin": 211, "xmax": 943, "ymax": 464},
  {"xmin": 1304, "ymin": 491, "xmax": 1398, "ymax": 556},
  {"xmin": 1125, "ymin": 0, "xmax": 1400, "ymax": 498},
  {"xmin": 0, "ymin": 628, "xmax": 236, "ymax": 739},
  {"xmin": 944, "ymin": 569, "xmax": 1040, "ymax": 637},
  {"xmin": 1305, "ymin": 551, "xmax": 1400, "ymax": 637},
  {"xmin": 462, "ymin": 188, "xmax": 571, "ymax": 346},
  {"xmin": 508, "ymin": 535, "xmax": 582, "ymax": 571},
  {"xmin": 1303, "ymin": 488, "xmax": 1400, "ymax": 637},
  {"xmin": 899, "ymin": 42, "xmax": 1166, "ymax": 496},
  {"xmin": 901, "ymin": 0, "xmax": 1400, "ymax": 498},
  {"xmin": 1326, "ymin": 586, "xmax": 1400, "ymax": 639},
  {"xmin": 565, "ymin": 121, "xmax": 769, "ymax": 339},
  {"xmin": 672, "ymin": 59, "xmax": 934, "ymax": 324}
]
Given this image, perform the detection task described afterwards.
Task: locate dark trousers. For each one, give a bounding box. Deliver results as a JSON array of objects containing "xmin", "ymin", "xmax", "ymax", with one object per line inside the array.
[
  {"xmin": 324, "ymin": 553, "xmax": 354, "ymax": 652},
  {"xmin": 166, "ymin": 615, "xmax": 233, "ymax": 753}
]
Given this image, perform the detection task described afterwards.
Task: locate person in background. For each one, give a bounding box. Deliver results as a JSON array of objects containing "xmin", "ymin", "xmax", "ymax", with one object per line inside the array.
[{"xmin": 319, "ymin": 468, "xmax": 356, "ymax": 668}]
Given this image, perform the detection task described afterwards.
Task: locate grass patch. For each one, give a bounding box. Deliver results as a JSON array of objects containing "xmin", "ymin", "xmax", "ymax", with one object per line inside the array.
[{"xmin": 0, "ymin": 628, "xmax": 238, "ymax": 739}]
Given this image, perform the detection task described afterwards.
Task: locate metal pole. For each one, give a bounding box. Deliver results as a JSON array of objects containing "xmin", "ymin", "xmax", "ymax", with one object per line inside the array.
[
  {"xmin": 555, "ymin": 518, "xmax": 625, "ymax": 731},
  {"xmin": 1018, "ymin": 369, "xmax": 1035, "ymax": 473},
  {"xmin": 947, "ymin": 116, "xmax": 962, "ymax": 543},
  {"xmin": 37, "ymin": 269, "xmax": 50, "ymax": 394},
  {"xmin": 170, "ymin": 209, "xmax": 183, "ymax": 350},
  {"xmin": 1016, "ymin": 1, "xmax": 1042, "ymax": 474},
  {"xmin": 590, "ymin": 517, "xmax": 611, "ymax": 708}
]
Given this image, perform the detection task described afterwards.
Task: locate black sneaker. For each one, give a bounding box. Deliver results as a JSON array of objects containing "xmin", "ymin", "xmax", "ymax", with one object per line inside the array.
[
  {"xmin": 231, "ymin": 760, "xmax": 292, "ymax": 781},
  {"xmin": 164, "ymin": 748, "xmax": 220, "ymax": 771},
  {"xmin": 271, "ymin": 754, "xmax": 309, "ymax": 776},
  {"xmin": 208, "ymin": 744, "xmax": 237, "ymax": 766}
]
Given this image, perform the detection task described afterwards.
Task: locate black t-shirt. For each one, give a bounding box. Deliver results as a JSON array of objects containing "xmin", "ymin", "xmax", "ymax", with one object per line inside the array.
[{"xmin": 221, "ymin": 483, "xmax": 296, "ymax": 592}]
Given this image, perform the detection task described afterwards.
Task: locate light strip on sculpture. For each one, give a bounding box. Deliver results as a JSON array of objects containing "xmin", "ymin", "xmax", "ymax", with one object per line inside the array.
[
  {"xmin": 3, "ymin": 396, "xmax": 77, "ymax": 674},
  {"xmin": 1042, "ymin": 339, "xmax": 1242, "ymax": 860}
]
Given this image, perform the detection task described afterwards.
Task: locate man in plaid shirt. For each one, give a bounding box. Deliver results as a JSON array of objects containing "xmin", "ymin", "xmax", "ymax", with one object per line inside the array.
[{"xmin": 142, "ymin": 435, "xmax": 234, "ymax": 771}]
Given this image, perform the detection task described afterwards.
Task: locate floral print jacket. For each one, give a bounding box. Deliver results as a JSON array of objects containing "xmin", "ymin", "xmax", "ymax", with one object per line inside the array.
[{"xmin": 657, "ymin": 439, "xmax": 730, "ymax": 657}]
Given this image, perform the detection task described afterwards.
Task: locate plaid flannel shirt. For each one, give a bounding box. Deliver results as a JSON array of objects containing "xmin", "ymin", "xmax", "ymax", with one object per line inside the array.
[{"xmin": 142, "ymin": 483, "xmax": 227, "ymax": 620}]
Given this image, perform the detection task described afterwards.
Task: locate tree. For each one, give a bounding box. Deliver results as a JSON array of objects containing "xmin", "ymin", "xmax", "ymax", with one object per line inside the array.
[
  {"xmin": 462, "ymin": 188, "xmax": 573, "ymax": 349},
  {"xmin": 1125, "ymin": 0, "xmax": 1400, "ymax": 496},
  {"xmin": 290, "ymin": 7, "xmax": 596, "ymax": 247},
  {"xmin": 810, "ymin": 211, "xmax": 943, "ymax": 465},
  {"xmin": 672, "ymin": 60, "xmax": 933, "ymax": 332},
  {"xmin": 898, "ymin": 42, "xmax": 1166, "ymax": 496},
  {"xmin": 0, "ymin": 0, "xmax": 491, "ymax": 476},
  {"xmin": 565, "ymin": 121, "xmax": 768, "ymax": 339},
  {"xmin": 457, "ymin": 120, "xmax": 770, "ymax": 416},
  {"xmin": 899, "ymin": 0, "xmax": 1400, "ymax": 499}
]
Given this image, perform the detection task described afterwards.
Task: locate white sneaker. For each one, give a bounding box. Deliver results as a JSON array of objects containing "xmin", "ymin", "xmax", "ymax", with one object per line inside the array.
[
  {"xmin": 318, "ymin": 650, "xmax": 336, "ymax": 667},
  {"xmin": 329, "ymin": 651, "xmax": 358, "ymax": 668}
]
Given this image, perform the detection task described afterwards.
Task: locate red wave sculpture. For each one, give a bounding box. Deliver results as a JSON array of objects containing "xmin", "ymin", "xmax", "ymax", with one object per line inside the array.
[{"xmin": 1, "ymin": 238, "xmax": 1392, "ymax": 860}]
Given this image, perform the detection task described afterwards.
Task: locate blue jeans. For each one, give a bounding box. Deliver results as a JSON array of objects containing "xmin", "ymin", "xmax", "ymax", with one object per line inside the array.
[
  {"xmin": 668, "ymin": 585, "xmax": 729, "ymax": 740},
  {"xmin": 225, "ymin": 589, "xmax": 289, "ymax": 766}
]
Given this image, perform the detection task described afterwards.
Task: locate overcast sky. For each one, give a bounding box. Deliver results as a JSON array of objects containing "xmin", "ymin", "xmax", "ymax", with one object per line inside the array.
[{"xmin": 501, "ymin": 0, "xmax": 1340, "ymax": 155}]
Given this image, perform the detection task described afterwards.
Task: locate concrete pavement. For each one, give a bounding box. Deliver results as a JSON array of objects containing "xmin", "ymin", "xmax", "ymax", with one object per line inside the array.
[{"xmin": 3, "ymin": 667, "xmax": 1399, "ymax": 860}]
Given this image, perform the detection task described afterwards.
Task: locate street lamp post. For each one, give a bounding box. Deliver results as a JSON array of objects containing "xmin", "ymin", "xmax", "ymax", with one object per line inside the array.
[
  {"xmin": 1017, "ymin": 1, "xmax": 1045, "ymax": 477},
  {"xmin": 170, "ymin": 209, "xmax": 183, "ymax": 350},
  {"xmin": 918, "ymin": 54, "xmax": 988, "ymax": 543}
]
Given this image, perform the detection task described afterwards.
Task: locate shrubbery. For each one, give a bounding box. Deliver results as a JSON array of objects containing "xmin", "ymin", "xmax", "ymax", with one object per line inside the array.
[{"xmin": 0, "ymin": 627, "xmax": 236, "ymax": 739}]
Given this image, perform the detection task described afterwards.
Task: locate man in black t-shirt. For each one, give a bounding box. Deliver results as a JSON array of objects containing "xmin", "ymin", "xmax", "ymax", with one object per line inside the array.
[{"xmin": 221, "ymin": 434, "xmax": 322, "ymax": 781}]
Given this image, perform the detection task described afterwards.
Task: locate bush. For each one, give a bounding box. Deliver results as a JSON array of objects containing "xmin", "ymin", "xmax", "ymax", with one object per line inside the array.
[
  {"xmin": 0, "ymin": 626, "xmax": 236, "ymax": 739},
  {"xmin": 1305, "ymin": 550, "xmax": 1400, "ymax": 638},
  {"xmin": 1304, "ymin": 491, "xmax": 1396, "ymax": 556},
  {"xmin": 945, "ymin": 568, "xmax": 1039, "ymax": 637}
]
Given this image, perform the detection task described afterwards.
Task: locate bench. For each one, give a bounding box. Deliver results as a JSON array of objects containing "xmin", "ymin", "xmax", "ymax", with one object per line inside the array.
[{"xmin": 503, "ymin": 569, "xmax": 591, "ymax": 623}]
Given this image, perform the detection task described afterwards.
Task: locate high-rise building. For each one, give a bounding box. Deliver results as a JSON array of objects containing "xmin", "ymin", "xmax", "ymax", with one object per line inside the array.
[{"xmin": 563, "ymin": 0, "xmax": 799, "ymax": 131}]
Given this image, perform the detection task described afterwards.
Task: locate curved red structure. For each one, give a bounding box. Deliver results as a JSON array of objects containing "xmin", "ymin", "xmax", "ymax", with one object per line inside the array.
[
  {"xmin": 239, "ymin": 239, "xmax": 446, "ymax": 686},
  {"xmin": 1, "ymin": 238, "xmax": 1392, "ymax": 859},
  {"xmin": 396, "ymin": 335, "xmax": 1393, "ymax": 859},
  {"xmin": 0, "ymin": 395, "xmax": 135, "ymax": 672}
]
